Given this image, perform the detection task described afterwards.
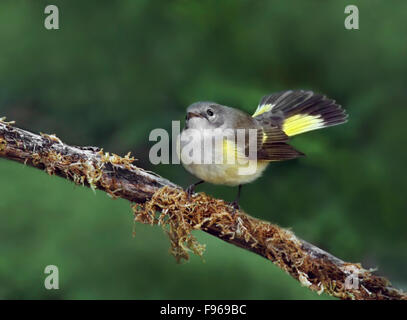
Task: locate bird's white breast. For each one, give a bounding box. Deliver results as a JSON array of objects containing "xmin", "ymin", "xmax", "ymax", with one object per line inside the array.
[
  {"xmin": 182, "ymin": 161, "xmax": 269, "ymax": 186},
  {"xmin": 178, "ymin": 128, "xmax": 269, "ymax": 186}
]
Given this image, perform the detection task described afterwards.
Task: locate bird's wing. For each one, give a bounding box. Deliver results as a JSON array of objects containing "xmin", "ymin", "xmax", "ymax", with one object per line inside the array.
[
  {"xmin": 253, "ymin": 90, "xmax": 348, "ymax": 137},
  {"xmin": 251, "ymin": 126, "xmax": 304, "ymax": 161},
  {"xmin": 223, "ymin": 126, "xmax": 303, "ymax": 162}
]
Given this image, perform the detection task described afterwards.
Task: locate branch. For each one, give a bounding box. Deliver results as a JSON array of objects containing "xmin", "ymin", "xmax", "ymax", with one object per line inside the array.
[{"xmin": 0, "ymin": 119, "xmax": 405, "ymax": 300}]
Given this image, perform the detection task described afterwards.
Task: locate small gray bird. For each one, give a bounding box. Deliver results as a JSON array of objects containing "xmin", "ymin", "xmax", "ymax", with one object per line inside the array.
[{"xmin": 179, "ymin": 90, "xmax": 348, "ymax": 209}]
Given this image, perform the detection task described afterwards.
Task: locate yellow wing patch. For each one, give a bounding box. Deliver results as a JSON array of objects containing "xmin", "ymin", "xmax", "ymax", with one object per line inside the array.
[
  {"xmin": 252, "ymin": 103, "xmax": 274, "ymax": 118},
  {"xmin": 283, "ymin": 114, "xmax": 324, "ymax": 137}
]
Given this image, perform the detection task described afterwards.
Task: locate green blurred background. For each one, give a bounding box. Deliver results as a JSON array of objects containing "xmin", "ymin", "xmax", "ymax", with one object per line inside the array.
[{"xmin": 0, "ymin": 0, "xmax": 406, "ymax": 299}]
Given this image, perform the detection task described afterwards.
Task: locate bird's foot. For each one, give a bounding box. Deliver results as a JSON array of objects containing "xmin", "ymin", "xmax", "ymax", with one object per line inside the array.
[
  {"xmin": 229, "ymin": 200, "xmax": 240, "ymax": 214},
  {"xmin": 185, "ymin": 180, "xmax": 204, "ymax": 200},
  {"xmin": 185, "ymin": 184, "xmax": 196, "ymax": 199}
]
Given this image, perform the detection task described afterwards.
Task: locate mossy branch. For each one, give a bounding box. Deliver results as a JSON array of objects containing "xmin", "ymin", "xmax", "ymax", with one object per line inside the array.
[{"xmin": 0, "ymin": 119, "xmax": 405, "ymax": 300}]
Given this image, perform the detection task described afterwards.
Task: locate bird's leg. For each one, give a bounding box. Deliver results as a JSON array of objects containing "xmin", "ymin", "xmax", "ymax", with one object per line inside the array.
[
  {"xmin": 229, "ymin": 184, "xmax": 242, "ymax": 213},
  {"xmin": 185, "ymin": 180, "xmax": 205, "ymax": 198}
]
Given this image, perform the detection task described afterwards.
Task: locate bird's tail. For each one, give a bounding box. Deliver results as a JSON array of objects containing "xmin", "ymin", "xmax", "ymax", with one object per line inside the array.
[{"xmin": 253, "ymin": 90, "xmax": 348, "ymax": 137}]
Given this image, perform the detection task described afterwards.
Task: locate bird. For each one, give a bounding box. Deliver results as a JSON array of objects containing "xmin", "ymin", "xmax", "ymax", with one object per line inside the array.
[{"xmin": 178, "ymin": 90, "xmax": 348, "ymax": 210}]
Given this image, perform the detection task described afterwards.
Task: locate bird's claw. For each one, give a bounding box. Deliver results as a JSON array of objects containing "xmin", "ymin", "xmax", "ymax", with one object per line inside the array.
[
  {"xmin": 229, "ymin": 200, "xmax": 240, "ymax": 214},
  {"xmin": 185, "ymin": 185, "xmax": 195, "ymax": 199}
]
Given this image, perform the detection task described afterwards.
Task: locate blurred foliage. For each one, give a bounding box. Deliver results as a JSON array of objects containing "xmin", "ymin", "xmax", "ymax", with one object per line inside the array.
[{"xmin": 0, "ymin": 0, "xmax": 406, "ymax": 299}]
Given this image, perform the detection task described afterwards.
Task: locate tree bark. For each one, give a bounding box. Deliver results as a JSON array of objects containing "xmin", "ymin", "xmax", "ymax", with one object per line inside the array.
[{"xmin": 0, "ymin": 120, "xmax": 405, "ymax": 300}]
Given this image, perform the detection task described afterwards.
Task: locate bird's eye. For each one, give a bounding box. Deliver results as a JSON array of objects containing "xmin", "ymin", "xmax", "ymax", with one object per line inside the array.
[{"xmin": 206, "ymin": 109, "xmax": 214, "ymax": 117}]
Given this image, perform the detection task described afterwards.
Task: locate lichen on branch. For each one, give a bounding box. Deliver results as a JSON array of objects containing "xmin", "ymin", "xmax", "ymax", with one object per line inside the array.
[{"xmin": 133, "ymin": 186, "xmax": 402, "ymax": 300}]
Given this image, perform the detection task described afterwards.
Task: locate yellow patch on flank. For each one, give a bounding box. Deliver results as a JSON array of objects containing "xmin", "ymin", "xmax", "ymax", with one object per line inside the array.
[
  {"xmin": 222, "ymin": 139, "xmax": 238, "ymax": 163},
  {"xmin": 283, "ymin": 114, "xmax": 324, "ymax": 137},
  {"xmin": 252, "ymin": 103, "xmax": 274, "ymax": 118}
]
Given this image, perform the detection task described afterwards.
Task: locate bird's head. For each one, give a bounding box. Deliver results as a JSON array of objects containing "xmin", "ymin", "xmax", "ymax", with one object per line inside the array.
[{"xmin": 184, "ymin": 102, "xmax": 227, "ymax": 130}]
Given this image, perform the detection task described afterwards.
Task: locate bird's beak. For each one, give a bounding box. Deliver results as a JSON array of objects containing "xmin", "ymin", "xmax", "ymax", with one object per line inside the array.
[{"xmin": 186, "ymin": 112, "xmax": 204, "ymax": 120}]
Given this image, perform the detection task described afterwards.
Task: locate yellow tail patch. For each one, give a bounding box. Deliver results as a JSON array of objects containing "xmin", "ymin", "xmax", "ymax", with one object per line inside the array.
[{"xmin": 283, "ymin": 114, "xmax": 324, "ymax": 137}]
